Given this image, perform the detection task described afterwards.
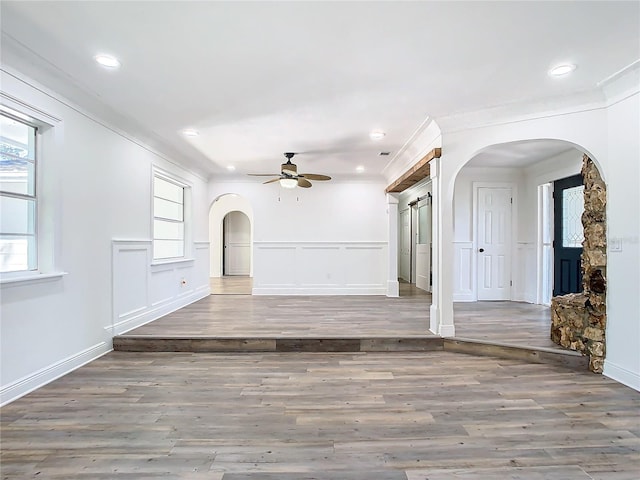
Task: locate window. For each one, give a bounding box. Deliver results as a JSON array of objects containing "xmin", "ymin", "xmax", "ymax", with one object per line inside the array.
[
  {"xmin": 0, "ymin": 113, "xmax": 37, "ymax": 273},
  {"xmin": 153, "ymin": 173, "xmax": 185, "ymax": 260},
  {"xmin": 562, "ymin": 185, "xmax": 585, "ymax": 248}
]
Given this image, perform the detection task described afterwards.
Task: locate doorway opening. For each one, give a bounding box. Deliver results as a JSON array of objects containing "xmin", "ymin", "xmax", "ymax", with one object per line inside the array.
[
  {"xmin": 552, "ymin": 174, "xmax": 584, "ymax": 296},
  {"xmin": 398, "ymin": 185, "xmax": 432, "ymax": 300},
  {"xmin": 208, "ymin": 193, "xmax": 254, "ymax": 295},
  {"xmin": 222, "ymin": 211, "xmax": 251, "ymax": 276},
  {"xmin": 452, "ymin": 140, "xmax": 590, "ymax": 350}
]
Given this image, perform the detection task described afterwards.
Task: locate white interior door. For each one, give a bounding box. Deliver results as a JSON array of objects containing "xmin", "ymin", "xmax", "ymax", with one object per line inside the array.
[
  {"xmin": 399, "ymin": 209, "xmax": 411, "ymax": 282},
  {"xmin": 477, "ymin": 187, "xmax": 512, "ymax": 300},
  {"xmin": 415, "ymin": 199, "xmax": 431, "ymax": 292},
  {"xmin": 223, "ymin": 211, "xmax": 250, "ymax": 276}
]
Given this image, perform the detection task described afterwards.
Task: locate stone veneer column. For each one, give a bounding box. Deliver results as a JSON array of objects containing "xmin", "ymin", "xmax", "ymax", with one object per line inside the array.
[{"xmin": 551, "ymin": 155, "xmax": 607, "ymax": 373}]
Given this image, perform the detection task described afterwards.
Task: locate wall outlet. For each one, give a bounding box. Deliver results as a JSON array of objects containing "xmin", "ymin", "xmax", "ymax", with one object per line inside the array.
[{"xmin": 610, "ymin": 237, "xmax": 622, "ymax": 252}]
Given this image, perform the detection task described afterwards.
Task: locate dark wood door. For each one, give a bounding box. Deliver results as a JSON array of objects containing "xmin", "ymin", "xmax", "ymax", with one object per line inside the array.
[{"xmin": 553, "ymin": 174, "xmax": 584, "ymax": 296}]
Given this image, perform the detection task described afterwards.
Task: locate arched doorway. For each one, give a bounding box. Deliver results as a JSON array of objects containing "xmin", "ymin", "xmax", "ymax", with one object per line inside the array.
[
  {"xmin": 452, "ymin": 139, "xmax": 586, "ymax": 306},
  {"xmin": 208, "ymin": 193, "xmax": 254, "ymax": 280},
  {"xmin": 222, "ymin": 211, "xmax": 250, "ymax": 276},
  {"xmin": 441, "ymin": 138, "xmax": 607, "ymax": 360}
]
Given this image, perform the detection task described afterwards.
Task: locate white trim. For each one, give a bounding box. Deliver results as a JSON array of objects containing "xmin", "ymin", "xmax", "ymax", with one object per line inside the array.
[
  {"xmin": 1, "ymin": 342, "xmax": 111, "ymax": 406},
  {"xmin": 438, "ymin": 324, "xmax": 456, "ymax": 337},
  {"xmin": 110, "ymin": 287, "xmax": 209, "ymax": 335},
  {"xmin": 0, "ymin": 91, "xmax": 62, "ymax": 126},
  {"xmin": 252, "ymin": 286, "xmax": 387, "ymax": 295},
  {"xmin": 253, "ymin": 241, "xmax": 387, "ymax": 245},
  {"xmin": 150, "ymin": 257, "xmax": 195, "ymax": 267},
  {"xmin": 387, "ymin": 279, "xmax": 399, "ymax": 297},
  {"xmin": 603, "ymin": 360, "xmax": 640, "ymax": 392},
  {"xmin": 0, "ymin": 270, "xmax": 67, "ymax": 286}
]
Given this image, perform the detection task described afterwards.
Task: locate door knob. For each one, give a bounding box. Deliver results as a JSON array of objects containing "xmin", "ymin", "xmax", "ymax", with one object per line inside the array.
[{"xmin": 479, "ymin": 248, "xmax": 484, "ymax": 252}]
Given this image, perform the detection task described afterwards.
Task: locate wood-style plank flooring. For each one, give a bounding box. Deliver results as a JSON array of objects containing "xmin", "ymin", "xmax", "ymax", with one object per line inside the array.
[
  {"xmin": 2, "ymin": 351, "xmax": 638, "ymax": 479},
  {"xmin": 127, "ymin": 280, "xmax": 432, "ymax": 338},
  {"xmin": 132, "ymin": 277, "xmax": 560, "ymax": 351}
]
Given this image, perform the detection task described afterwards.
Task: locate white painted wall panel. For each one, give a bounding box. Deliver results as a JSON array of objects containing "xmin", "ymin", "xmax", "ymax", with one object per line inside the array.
[
  {"xmin": 253, "ymin": 242, "xmax": 387, "ymax": 295},
  {"xmin": 453, "ymin": 241, "xmax": 474, "ymax": 301},
  {"xmin": 298, "ymin": 246, "xmax": 341, "ymax": 287},
  {"xmin": 344, "ymin": 246, "xmax": 385, "ymax": 287},
  {"xmin": 113, "ymin": 245, "xmax": 149, "ymax": 317}
]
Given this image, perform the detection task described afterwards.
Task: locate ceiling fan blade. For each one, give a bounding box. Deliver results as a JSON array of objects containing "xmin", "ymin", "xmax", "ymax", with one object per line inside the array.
[
  {"xmin": 300, "ymin": 173, "xmax": 331, "ymax": 181},
  {"xmin": 263, "ymin": 178, "xmax": 281, "ymax": 184},
  {"xmin": 297, "ymin": 178, "xmax": 312, "ymax": 188},
  {"xmin": 248, "ymin": 173, "xmax": 280, "ymax": 176}
]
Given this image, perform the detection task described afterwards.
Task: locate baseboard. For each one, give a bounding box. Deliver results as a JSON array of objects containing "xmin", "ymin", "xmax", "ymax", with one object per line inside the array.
[
  {"xmin": 438, "ymin": 324, "xmax": 456, "ymax": 337},
  {"xmin": 113, "ymin": 286, "xmax": 210, "ymax": 335},
  {"xmin": 603, "ymin": 360, "xmax": 640, "ymax": 391},
  {"xmin": 252, "ymin": 286, "xmax": 387, "ymax": 295},
  {"xmin": 429, "ymin": 304, "xmax": 439, "ymax": 334},
  {"xmin": 387, "ymin": 280, "xmax": 399, "ymax": 297},
  {"xmin": 453, "ymin": 292, "xmax": 474, "ymax": 302},
  {"xmin": 1, "ymin": 342, "xmax": 111, "ymax": 406}
]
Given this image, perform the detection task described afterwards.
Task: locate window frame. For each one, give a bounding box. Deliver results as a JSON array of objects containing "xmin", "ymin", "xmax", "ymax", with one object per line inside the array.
[
  {"xmin": 152, "ymin": 168, "xmax": 191, "ymax": 262},
  {"xmin": 0, "ymin": 110, "xmax": 39, "ymax": 274}
]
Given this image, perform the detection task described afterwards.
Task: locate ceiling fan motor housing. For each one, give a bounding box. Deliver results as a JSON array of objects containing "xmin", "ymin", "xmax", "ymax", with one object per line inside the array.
[{"xmin": 282, "ymin": 161, "xmax": 297, "ymax": 175}]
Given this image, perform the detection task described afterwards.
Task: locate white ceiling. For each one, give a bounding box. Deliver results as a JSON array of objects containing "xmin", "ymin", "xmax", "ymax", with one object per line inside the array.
[
  {"xmin": 466, "ymin": 140, "xmax": 575, "ymax": 169},
  {"xmin": 1, "ymin": 1, "xmax": 638, "ymax": 180}
]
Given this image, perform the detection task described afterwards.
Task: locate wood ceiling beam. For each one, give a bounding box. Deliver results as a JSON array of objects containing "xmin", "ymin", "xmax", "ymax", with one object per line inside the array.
[{"xmin": 385, "ymin": 148, "xmax": 441, "ymax": 193}]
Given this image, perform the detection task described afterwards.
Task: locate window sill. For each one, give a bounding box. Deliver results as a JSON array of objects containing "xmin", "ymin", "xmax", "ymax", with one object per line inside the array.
[
  {"xmin": 0, "ymin": 271, "xmax": 68, "ymax": 287},
  {"xmin": 150, "ymin": 258, "xmax": 195, "ymax": 267}
]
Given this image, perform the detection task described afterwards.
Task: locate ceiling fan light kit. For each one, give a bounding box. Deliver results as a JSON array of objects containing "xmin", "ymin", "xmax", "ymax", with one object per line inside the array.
[
  {"xmin": 279, "ymin": 177, "xmax": 298, "ymax": 189},
  {"xmin": 248, "ymin": 152, "xmax": 331, "ymax": 189}
]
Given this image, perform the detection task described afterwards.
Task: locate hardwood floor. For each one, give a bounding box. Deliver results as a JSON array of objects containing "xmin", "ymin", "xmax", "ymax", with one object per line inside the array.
[
  {"xmin": 454, "ymin": 301, "xmax": 561, "ymax": 350},
  {"xmin": 2, "ymin": 351, "xmax": 638, "ymax": 479},
  {"xmin": 127, "ymin": 285, "xmax": 432, "ymax": 338},
  {"xmin": 210, "ymin": 276, "xmax": 253, "ymax": 295},
  {"xmin": 130, "ymin": 277, "xmax": 559, "ymax": 351}
]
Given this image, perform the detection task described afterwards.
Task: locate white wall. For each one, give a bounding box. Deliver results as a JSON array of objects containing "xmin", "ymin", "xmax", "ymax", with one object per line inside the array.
[
  {"xmin": 432, "ymin": 74, "xmax": 639, "ymax": 389},
  {"xmin": 209, "ymin": 180, "xmax": 389, "ymax": 294},
  {"xmin": 0, "ymin": 68, "xmax": 211, "ymax": 405},
  {"xmin": 602, "ymin": 89, "xmax": 640, "ymax": 390}
]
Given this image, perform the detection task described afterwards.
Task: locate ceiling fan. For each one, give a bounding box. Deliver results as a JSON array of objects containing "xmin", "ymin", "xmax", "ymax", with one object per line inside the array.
[{"xmin": 248, "ymin": 152, "xmax": 331, "ymax": 189}]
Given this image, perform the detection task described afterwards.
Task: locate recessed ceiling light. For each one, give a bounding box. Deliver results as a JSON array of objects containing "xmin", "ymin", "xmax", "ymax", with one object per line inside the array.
[
  {"xmin": 369, "ymin": 130, "xmax": 386, "ymax": 140},
  {"xmin": 356, "ymin": 165, "xmax": 365, "ymax": 173},
  {"xmin": 94, "ymin": 54, "xmax": 120, "ymax": 69},
  {"xmin": 226, "ymin": 165, "xmax": 236, "ymax": 171},
  {"xmin": 181, "ymin": 129, "xmax": 199, "ymax": 137},
  {"xmin": 548, "ymin": 64, "xmax": 576, "ymax": 77}
]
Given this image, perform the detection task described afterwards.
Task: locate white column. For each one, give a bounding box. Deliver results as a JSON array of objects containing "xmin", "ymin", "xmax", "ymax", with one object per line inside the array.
[
  {"xmin": 429, "ymin": 160, "xmax": 440, "ymax": 334},
  {"xmin": 436, "ymin": 158, "xmax": 456, "ymax": 337},
  {"xmin": 386, "ymin": 193, "xmax": 400, "ymax": 297}
]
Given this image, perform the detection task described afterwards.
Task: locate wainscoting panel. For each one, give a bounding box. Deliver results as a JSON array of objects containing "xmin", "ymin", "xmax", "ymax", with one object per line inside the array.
[
  {"xmin": 111, "ymin": 240, "xmax": 210, "ymax": 336},
  {"xmin": 253, "ymin": 242, "xmax": 387, "ymax": 295},
  {"xmin": 253, "ymin": 245, "xmax": 297, "ymax": 288},
  {"xmin": 453, "ymin": 241, "xmax": 474, "ymax": 302},
  {"xmin": 515, "ymin": 242, "xmax": 536, "ymax": 303},
  {"xmin": 112, "ymin": 243, "xmax": 149, "ymax": 320},
  {"xmin": 298, "ymin": 245, "xmax": 342, "ymax": 287}
]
